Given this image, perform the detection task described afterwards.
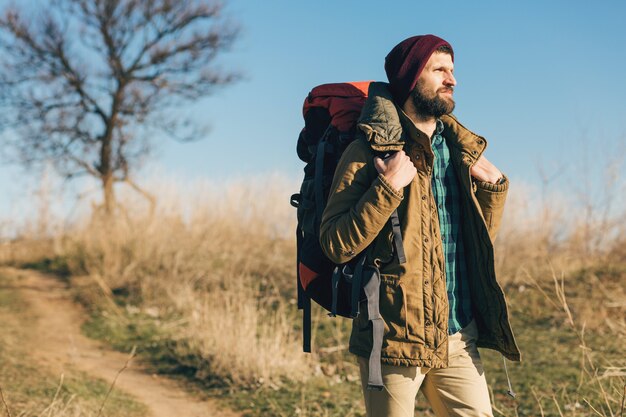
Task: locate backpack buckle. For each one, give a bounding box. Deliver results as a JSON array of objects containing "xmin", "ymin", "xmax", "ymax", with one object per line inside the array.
[{"xmin": 290, "ymin": 193, "xmax": 301, "ymax": 208}]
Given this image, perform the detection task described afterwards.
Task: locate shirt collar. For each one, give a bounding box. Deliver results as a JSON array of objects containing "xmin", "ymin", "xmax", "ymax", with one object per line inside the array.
[
  {"xmin": 435, "ymin": 118, "xmax": 444, "ymax": 135},
  {"xmin": 431, "ymin": 119, "xmax": 445, "ymax": 145},
  {"xmin": 397, "ymin": 108, "xmax": 445, "ymax": 143}
]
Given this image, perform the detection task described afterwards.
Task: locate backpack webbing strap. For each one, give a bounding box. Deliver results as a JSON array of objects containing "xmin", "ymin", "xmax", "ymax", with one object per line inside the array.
[
  {"xmin": 296, "ymin": 225, "xmax": 312, "ymax": 353},
  {"xmin": 363, "ymin": 267, "xmax": 384, "ymax": 391},
  {"xmin": 314, "ymin": 139, "xmax": 327, "ymax": 228},
  {"xmin": 296, "ymin": 226, "xmax": 305, "ymax": 310},
  {"xmin": 373, "ymin": 151, "xmax": 406, "ymax": 266},
  {"xmin": 314, "ymin": 127, "xmax": 336, "ymax": 230},
  {"xmin": 389, "ymin": 209, "xmax": 406, "ymax": 264},
  {"xmin": 330, "ymin": 266, "xmax": 341, "ymax": 317},
  {"xmin": 350, "ymin": 254, "xmax": 367, "ymax": 318},
  {"xmin": 302, "ymin": 294, "xmax": 311, "ymax": 353}
]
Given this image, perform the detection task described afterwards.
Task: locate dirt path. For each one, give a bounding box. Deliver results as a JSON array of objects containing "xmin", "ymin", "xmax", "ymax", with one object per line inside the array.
[{"xmin": 3, "ymin": 267, "xmax": 240, "ymax": 417}]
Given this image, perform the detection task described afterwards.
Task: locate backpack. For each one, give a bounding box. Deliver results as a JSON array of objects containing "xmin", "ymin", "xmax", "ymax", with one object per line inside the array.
[{"xmin": 290, "ymin": 81, "xmax": 406, "ymax": 390}]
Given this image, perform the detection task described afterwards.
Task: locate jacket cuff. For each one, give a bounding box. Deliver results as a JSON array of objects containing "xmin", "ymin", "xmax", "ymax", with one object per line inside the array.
[
  {"xmin": 376, "ymin": 173, "xmax": 405, "ymax": 200},
  {"xmin": 475, "ymin": 174, "xmax": 509, "ymax": 193}
]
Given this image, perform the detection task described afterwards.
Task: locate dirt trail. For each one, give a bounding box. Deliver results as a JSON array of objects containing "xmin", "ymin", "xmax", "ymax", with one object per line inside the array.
[{"xmin": 3, "ymin": 267, "xmax": 240, "ymax": 417}]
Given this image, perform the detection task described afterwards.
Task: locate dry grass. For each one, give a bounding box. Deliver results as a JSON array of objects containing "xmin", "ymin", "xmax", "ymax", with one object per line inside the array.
[
  {"xmin": 546, "ymin": 270, "xmax": 624, "ymax": 416},
  {"xmin": 0, "ymin": 272, "xmax": 146, "ymax": 417},
  {"xmin": 0, "ymin": 375, "xmax": 135, "ymax": 417},
  {"xmin": 0, "ymin": 172, "xmax": 624, "ymax": 415},
  {"xmin": 495, "ymin": 179, "xmax": 626, "ymax": 285},
  {"xmin": 488, "ymin": 179, "xmax": 626, "ymax": 416},
  {"xmin": 10, "ymin": 175, "xmax": 311, "ymax": 387}
]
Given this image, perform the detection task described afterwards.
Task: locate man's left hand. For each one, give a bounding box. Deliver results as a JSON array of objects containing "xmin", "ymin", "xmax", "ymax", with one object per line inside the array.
[{"xmin": 470, "ymin": 156, "xmax": 503, "ymax": 184}]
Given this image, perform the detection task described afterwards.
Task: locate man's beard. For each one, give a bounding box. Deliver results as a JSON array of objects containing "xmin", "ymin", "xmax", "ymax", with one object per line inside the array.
[{"xmin": 410, "ymin": 81, "xmax": 455, "ymax": 118}]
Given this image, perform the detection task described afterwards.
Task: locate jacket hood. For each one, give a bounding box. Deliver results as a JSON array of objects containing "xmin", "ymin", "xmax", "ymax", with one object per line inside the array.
[{"xmin": 357, "ymin": 82, "xmax": 406, "ymax": 153}]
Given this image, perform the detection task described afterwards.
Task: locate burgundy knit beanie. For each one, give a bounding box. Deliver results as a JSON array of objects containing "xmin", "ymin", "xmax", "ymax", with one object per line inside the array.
[{"xmin": 384, "ymin": 34, "xmax": 454, "ymax": 105}]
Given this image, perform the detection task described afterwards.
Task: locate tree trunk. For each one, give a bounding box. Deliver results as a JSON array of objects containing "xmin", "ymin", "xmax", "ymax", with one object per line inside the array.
[
  {"xmin": 102, "ymin": 173, "xmax": 115, "ymax": 216},
  {"xmin": 100, "ymin": 130, "xmax": 114, "ymax": 216}
]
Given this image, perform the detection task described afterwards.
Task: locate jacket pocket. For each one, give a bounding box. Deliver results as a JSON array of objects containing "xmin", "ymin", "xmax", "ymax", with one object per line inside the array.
[{"xmin": 379, "ymin": 274, "xmax": 407, "ymax": 340}]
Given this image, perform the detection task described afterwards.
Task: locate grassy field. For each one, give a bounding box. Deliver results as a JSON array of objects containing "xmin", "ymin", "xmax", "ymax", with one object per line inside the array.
[
  {"xmin": 0, "ymin": 178, "xmax": 624, "ymax": 416},
  {"xmin": 0, "ymin": 271, "xmax": 147, "ymax": 417},
  {"xmin": 68, "ymin": 262, "xmax": 626, "ymax": 417}
]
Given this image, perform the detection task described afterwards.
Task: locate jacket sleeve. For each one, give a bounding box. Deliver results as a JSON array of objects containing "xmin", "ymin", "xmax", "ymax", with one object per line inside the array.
[
  {"xmin": 474, "ymin": 175, "xmax": 509, "ymax": 242},
  {"xmin": 319, "ymin": 140, "xmax": 404, "ymax": 265}
]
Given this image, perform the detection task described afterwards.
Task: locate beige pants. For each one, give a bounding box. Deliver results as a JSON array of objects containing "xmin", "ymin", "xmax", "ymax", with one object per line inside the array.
[{"xmin": 357, "ymin": 320, "xmax": 493, "ymax": 417}]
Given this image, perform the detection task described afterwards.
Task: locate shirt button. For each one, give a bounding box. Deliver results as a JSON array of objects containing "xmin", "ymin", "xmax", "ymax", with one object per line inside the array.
[
  {"xmin": 424, "ymin": 280, "xmax": 429, "ymax": 286},
  {"xmin": 421, "ymin": 195, "xmax": 427, "ymax": 200},
  {"xmin": 424, "ymin": 237, "xmax": 429, "ymax": 243}
]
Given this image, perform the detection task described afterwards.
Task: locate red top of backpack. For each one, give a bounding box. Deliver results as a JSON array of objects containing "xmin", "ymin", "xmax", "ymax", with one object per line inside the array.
[{"xmin": 303, "ymin": 81, "xmax": 372, "ymax": 132}]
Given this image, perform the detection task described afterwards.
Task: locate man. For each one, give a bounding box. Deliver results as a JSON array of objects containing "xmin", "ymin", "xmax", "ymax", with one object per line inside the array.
[{"xmin": 319, "ymin": 35, "xmax": 520, "ymax": 417}]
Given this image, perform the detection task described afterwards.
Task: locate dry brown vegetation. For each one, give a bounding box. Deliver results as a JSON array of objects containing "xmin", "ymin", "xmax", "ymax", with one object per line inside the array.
[
  {"xmin": 2, "ymin": 176, "xmax": 310, "ymax": 388},
  {"xmin": 0, "ymin": 173, "xmax": 624, "ymax": 416},
  {"xmin": 0, "ymin": 271, "xmax": 147, "ymax": 417},
  {"xmin": 489, "ymin": 181, "xmax": 626, "ymax": 416}
]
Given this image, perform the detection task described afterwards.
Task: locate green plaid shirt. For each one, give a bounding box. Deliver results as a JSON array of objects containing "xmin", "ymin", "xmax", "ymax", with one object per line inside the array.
[{"xmin": 431, "ymin": 119, "xmax": 473, "ymax": 334}]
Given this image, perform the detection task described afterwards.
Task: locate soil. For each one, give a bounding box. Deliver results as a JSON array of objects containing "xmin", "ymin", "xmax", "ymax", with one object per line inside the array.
[{"xmin": 2, "ymin": 267, "xmax": 240, "ymax": 417}]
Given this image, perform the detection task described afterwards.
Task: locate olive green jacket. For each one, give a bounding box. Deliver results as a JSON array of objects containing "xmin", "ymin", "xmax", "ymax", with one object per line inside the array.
[{"xmin": 319, "ymin": 82, "xmax": 520, "ymax": 368}]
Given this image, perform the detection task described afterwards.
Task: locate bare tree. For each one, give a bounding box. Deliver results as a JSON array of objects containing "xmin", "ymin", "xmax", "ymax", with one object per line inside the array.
[{"xmin": 0, "ymin": 0, "xmax": 239, "ymax": 214}]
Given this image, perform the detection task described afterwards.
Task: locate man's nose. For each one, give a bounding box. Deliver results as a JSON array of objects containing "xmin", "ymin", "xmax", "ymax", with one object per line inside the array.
[{"xmin": 445, "ymin": 73, "xmax": 457, "ymax": 87}]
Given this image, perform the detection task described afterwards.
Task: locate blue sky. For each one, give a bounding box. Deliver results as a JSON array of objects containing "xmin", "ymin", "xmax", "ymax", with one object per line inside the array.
[
  {"xmin": 161, "ymin": 0, "xmax": 626, "ymax": 183},
  {"xmin": 1, "ymin": 0, "xmax": 625, "ymax": 218}
]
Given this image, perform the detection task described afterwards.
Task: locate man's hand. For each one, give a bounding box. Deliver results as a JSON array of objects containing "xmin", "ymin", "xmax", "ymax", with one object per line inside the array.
[
  {"xmin": 374, "ymin": 151, "xmax": 417, "ymax": 192},
  {"xmin": 470, "ymin": 155, "xmax": 503, "ymax": 184}
]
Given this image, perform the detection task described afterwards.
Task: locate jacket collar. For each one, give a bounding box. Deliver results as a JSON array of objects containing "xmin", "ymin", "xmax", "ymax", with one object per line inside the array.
[
  {"xmin": 441, "ymin": 113, "xmax": 488, "ymax": 164},
  {"xmin": 357, "ymin": 82, "xmax": 487, "ymax": 163}
]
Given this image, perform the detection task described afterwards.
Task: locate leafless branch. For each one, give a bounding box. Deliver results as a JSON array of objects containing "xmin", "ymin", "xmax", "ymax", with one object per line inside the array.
[{"xmin": 0, "ymin": 0, "xmax": 239, "ymax": 213}]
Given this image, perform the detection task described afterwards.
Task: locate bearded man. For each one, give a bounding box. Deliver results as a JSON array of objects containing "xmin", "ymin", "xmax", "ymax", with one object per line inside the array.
[{"xmin": 319, "ymin": 34, "xmax": 521, "ymax": 417}]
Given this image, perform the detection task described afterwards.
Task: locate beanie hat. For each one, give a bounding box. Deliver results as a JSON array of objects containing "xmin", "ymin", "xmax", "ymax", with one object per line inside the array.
[{"xmin": 384, "ymin": 34, "xmax": 454, "ymax": 105}]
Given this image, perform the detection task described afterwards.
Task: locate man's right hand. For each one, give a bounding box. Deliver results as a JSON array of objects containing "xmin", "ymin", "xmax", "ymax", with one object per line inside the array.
[{"xmin": 373, "ymin": 150, "xmax": 417, "ymax": 192}]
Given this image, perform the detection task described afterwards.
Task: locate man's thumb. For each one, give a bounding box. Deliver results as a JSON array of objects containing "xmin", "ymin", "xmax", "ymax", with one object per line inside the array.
[{"xmin": 373, "ymin": 156, "xmax": 385, "ymax": 173}]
